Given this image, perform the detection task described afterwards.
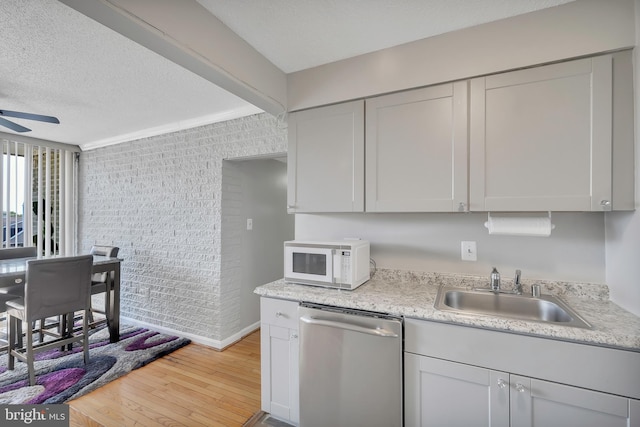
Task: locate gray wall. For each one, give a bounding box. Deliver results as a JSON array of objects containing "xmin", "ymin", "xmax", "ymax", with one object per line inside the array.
[
  {"xmin": 288, "ymin": 0, "xmax": 635, "ymax": 111},
  {"xmin": 221, "ymin": 158, "xmax": 294, "ymax": 339},
  {"xmin": 79, "ymin": 113, "xmax": 287, "ymax": 346},
  {"xmin": 295, "ymin": 213, "xmax": 605, "ymax": 284}
]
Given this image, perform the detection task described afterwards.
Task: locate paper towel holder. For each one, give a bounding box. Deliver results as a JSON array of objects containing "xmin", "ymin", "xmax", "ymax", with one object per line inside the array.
[
  {"xmin": 484, "ymin": 211, "xmax": 556, "ymax": 237},
  {"xmin": 485, "ymin": 211, "xmax": 553, "ymax": 221}
]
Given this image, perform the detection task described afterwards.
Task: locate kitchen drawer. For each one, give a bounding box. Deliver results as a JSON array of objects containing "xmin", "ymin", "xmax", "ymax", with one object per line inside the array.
[{"xmin": 261, "ymin": 297, "xmax": 299, "ymax": 329}]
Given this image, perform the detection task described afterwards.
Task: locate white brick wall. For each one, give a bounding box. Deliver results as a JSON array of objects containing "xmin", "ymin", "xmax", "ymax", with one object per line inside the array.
[{"xmin": 79, "ymin": 113, "xmax": 287, "ymax": 342}]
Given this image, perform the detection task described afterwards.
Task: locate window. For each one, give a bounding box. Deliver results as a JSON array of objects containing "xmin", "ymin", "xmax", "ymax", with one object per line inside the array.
[{"xmin": 1, "ymin": 140, "xmax": 78, "ymax": 255}]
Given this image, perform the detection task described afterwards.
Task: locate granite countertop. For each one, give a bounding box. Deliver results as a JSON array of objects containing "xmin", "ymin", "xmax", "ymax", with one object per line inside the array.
[{"xmin": 254, "ymin": 269, "xmax": 640, "ymax": 352}]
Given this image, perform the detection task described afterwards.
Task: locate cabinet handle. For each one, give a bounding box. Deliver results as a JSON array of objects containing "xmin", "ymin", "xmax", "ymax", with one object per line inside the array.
[
  {"xmin": 515, "ymin": 383, "xmax": 526, "ymax": 393},
  {"xmin": 291, "ymin": 333, "xmax": 298, "ymax": 339},
  {"xmin": 275, "ymin": 311, "xmax": 284, "ymax": 318},
  {"xmin": 458, "ymin": 202, "xmax": 466, "ymax": 212},
  {"xmin": 497, "ymin": 379, "xmax": 507, "ymax": 389},
  {"xmin": 600, "ymin": 200, "xmax": 611, "ymax": 210}
]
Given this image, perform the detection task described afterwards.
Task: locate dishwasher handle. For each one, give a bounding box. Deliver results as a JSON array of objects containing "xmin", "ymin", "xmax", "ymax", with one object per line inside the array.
[{"xmin": 300, "ymin": 315, "xmax": 399, "ymax": 338}]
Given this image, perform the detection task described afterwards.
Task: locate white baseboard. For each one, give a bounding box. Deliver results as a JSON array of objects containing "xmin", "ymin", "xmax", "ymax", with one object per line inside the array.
[
  {"xmin": 219, "ymin": 321, "xmax": 261, "ymax": 349},
  {"xmin": 120, "ymin": 317, "xmax": 260, "ymax": 350}
]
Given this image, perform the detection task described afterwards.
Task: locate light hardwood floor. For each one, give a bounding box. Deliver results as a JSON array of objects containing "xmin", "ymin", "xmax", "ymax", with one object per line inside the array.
[{"xmin": 68, "ymin": 329, "xmax": 262, "ymax": 427}]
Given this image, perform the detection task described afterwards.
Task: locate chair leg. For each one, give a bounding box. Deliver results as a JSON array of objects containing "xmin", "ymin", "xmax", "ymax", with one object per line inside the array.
[
  {"xmin": 60, "ymin": 314, "xmax": 67, "ymax": 351},
  {"xmin": 88, "ymin": 299, "xmax": 95, "ymax": 324},
  {"xmin": 83, "ymin": 309, "xmax": 89, "ymax": 364},
  {"xmin": 66, "ymin": 313, "xmax": 74, "ymax": 351},
  {"xmin": 105, "ymin": 285, "xmax": 112, "ymax": 329},
  {"xmin": 26, "ymin": 320, "xmax": 35, "ymax": 386},
  {"xmin": 7, "ymin": 316, "xmax": 16, "ymax": 370},
  {"xmin": 16, "ymin": 319, "xmax": 23, "ymax": 349},
  {"xmin": 0, "ymin": 331, "xmax": 6, "ymax": 354}
]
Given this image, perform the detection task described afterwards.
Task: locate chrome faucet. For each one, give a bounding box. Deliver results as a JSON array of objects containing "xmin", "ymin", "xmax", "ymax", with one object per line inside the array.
[
  {"xmin": 513, "ymin": 269, "xmax": 522, "ymax": 295},
  {"xmin": 490, "ymin": 267, "xmax": 501, "ymax": 293}
]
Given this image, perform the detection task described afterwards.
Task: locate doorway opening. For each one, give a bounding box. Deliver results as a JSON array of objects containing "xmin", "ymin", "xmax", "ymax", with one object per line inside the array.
[{"xmin": 221, "ymin": 154, "xmax": 294, "ymax": 338}]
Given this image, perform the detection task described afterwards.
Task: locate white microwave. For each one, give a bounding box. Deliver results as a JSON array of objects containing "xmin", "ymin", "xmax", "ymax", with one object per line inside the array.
[{"xmin": 284, "ymin": 240, "xmax": 370, "ymax": 290}]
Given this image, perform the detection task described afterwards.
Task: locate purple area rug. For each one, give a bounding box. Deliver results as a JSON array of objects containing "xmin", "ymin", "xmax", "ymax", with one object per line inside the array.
[{"xmin": 0, "ymin": 324, "xmax": 190, "ymax": 404}]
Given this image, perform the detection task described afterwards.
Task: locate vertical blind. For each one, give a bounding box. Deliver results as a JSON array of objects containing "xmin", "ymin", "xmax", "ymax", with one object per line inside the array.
[{"xmin": 0, "ymin": 140, "xmax": 77, "ymax": 255}]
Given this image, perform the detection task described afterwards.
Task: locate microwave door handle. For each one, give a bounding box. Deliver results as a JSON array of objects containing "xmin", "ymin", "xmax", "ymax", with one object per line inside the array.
[{"xmin": 331, "ymin": 249, "xmax": 337, "ymax": 283}]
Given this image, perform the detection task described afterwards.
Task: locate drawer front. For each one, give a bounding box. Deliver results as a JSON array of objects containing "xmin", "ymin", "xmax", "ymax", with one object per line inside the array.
[{"xmin": 261, "ymin": 297, "xmax": 299, "ymax": 329}]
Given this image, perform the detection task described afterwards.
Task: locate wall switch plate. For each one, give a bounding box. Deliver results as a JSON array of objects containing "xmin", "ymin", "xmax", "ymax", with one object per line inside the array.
[
  {"xmin": 461, "ymin": 241, "xmax": 477, "ymax": 261},
  {"xmin": 246, "ymin": 218, "xmax": 253, "ymax": 230}
]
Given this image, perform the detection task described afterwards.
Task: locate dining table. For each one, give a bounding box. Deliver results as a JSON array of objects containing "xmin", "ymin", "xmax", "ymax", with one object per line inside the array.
[{"xmin": 0, "ymin": 254, "xmax": 122, "ymax": 343}]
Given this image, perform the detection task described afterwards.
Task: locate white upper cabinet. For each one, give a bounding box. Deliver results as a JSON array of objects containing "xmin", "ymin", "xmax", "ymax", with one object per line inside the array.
[
  {"xmin": 469, "ymin": 53, "xmax": 629, "ymax": 212},
  {"xmin": 287, "ymin": 100, "xmax": 364, "ymax": 213},
  {"xmin": 366, "ymin": 82, "xmax": 468, "ymax": 212},
  {"xmin": 286, "ymin": 51, "xmax": 633, "ymax": 213}
]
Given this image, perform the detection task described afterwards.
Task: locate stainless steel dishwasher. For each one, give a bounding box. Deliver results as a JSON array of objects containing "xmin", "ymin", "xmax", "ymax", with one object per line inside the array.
[{"xmin": 298, "ymin": 303, "xmax": 403, "ymax": 427}]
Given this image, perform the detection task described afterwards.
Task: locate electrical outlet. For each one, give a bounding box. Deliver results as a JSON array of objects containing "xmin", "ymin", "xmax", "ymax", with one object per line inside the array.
[
  {"xmin": 461, "ymin": 241, "xmax": 477, "ymax": 261},
  {"xmin": 247, "ymin": 218, "xmax": 253, "ymax": 230}
]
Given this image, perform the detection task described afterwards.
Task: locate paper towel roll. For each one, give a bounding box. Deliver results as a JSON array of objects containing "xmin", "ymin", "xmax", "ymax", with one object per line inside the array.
[{"xmin": 484, "ymin": 215, "xmax": 555, "ymax": 237}]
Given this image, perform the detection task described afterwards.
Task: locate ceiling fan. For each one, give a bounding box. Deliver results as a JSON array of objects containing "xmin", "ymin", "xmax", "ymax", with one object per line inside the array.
[{"xmin": 0, "ymin": 109, "xmax": 60, "ymax": 133}]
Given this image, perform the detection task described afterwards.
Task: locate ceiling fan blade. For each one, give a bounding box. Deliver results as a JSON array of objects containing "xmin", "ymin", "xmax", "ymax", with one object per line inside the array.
[
  {"xmin": 0, "ymin": 109, "xmax": 60, "ymax": 124},
  {"xmin": 0, "ymin": 117, "xmax": 31, "ymax": 132}
]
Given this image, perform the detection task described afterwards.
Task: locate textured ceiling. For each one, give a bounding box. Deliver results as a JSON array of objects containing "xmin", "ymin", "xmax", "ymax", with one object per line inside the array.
[
  {"xmin": 1, "ymin": 0, "xmax": 574, "ymax": 149},
  {"xmin": 0, "ymin": 0, "xmax": 261, "ymax": 148}
]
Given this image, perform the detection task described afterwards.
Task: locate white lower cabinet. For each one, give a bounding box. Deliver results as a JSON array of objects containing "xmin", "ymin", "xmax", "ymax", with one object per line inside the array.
[
  {"xmin": 404, "ymin": 353, "xmax": 508, "ymax": 427},
  {"xmin": 260, "ymin": 297, "xmax": 299, "ymax": 425},
  {"xmin": 404, "ymin": 317, "xmax": 640, "ymax": 427},
  {"xmin": 405, "ymin": 353, "xmax": 637, "ymax": 427},
  {"xmin": 511, "ymin": 375, "xmax": 634, "ymax": 427},
  {"xmin": 259, "ymin": 305, "xmax": 640, "ymax": 427}
]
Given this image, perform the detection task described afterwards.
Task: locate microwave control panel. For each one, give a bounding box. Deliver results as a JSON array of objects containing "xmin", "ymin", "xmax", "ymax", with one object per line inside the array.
[{"xmin": 339, "ymin": 250, "xmax": 351, "ymax": 282}]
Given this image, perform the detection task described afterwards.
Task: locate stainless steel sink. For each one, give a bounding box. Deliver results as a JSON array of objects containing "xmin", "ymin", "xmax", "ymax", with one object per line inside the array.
[{"xmin": 434, "ymin": 287, "xmax": 591, "ymax": 329}]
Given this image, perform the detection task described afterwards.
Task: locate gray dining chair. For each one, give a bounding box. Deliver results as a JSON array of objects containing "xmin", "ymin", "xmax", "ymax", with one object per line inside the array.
[
  {"xmin": 6, "ymin": 255, "xmax": 93, "ymax": 386},
  {"xmin": 0, "ymin": 246, "xmax": 37, "ymax": 296},
  {"xmin": 0, "ymin": 292, "xmax": 22, "ymax": 353},
  {"xmin": 88, "ymin": 245, "xmax": 120, "ymax": 328}
]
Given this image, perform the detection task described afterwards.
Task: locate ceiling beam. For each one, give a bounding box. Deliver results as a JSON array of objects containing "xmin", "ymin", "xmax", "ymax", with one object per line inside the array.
[{"xmin": 59, "ymin": 0, "xmax": 287, "ymax": 117}]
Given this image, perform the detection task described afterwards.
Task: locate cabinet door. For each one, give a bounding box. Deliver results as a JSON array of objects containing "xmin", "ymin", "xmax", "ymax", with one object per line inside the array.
[
  {"xmin": 510, "ymin": 375, "xmax": 632, "ymax": 427},
  {"xmin": 470, "ymin": 55, "xmax": 613, "ymax": 211},
  {"xmin": 260, "ymin": 323, "xmax": 299, "ymax": 424},
  {"xmin": 260, "ymin": 298, "xmax": 299, "ymax": 424},
  {"xmin": 366, "ymin": 82, "xmax": 468, "ymax": 212},
  {"xmin": 404, "ymin": 353, "xmax": 509, "ymax": 427},
  {"xmin": 287, "ymin": 100, "xmax": 364, "ymax": 213}
]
